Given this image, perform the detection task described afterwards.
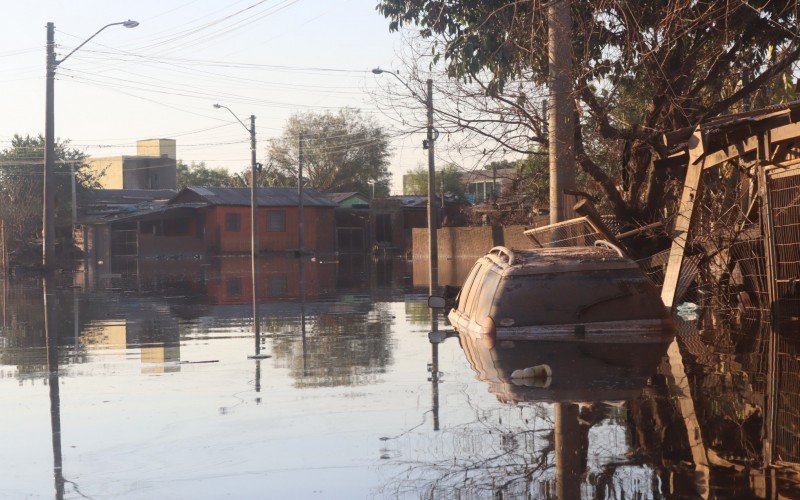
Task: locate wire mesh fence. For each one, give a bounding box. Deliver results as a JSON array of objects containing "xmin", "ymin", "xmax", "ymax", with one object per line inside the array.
[
  {"xmin": 523, "ymin": 217, "xmax": 601, "ymax": 248},
  {"xmin": 768, "ymin": 169, "xmax": 800, "ymax": 322},
  {"xmin": 776, "ymin": 331, "xmax": 800, "ymax": 464}
]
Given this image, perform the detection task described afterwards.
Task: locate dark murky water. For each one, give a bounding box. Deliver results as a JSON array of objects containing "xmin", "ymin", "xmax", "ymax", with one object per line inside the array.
[{"xmin": 1, "ymin": 256, "xmax": 798, "ymax": 498}]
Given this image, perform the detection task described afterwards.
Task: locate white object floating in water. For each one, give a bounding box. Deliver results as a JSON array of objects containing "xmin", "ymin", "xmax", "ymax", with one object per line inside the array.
[
  {"xmin": 510, "ymin": 364, "xmax": 551, "ymax": 379},
  {"xmin": 511, "ymin": 365, "xmax": 553, "ymax": 388}
]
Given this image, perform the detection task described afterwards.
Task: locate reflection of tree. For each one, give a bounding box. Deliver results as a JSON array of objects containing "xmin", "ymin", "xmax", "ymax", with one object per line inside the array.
[
  {"xmin": 380, "ymin": 400, "xmax": 672, "ymax": 499},
  {"xmin": 269, "ymin": 299, "xmax": 394, "ymax": 388},
  {"xmin": 404, "ymin": 300, "xmax": 432, "ymax": 327},
  {"xmin": 0, "ymin": 281, "xmax": 85, "ymax": 378},
  {"xmin": 380, "ymin": 404, "xmax": 554, "ymax": 498}
]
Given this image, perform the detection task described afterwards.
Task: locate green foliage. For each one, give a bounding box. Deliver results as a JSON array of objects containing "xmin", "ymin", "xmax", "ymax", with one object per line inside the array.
[
  {"xmin": 234, "ymin": 164, "xmax": 294, "ymax": 189},
  {"xmin": 0, "ymin": 134, "xmax": 95, "ymax": 255},
  {"xmin": 403, "ymin": 163, "xmax": 464, "ymax": 198},
  {"xmin": 176, "ymin": 161, "xmax": 236, "ymax": 189},
  {"xmin": 267, "ymin": 108, "xmax": 391, "ymax": 197},
  {"xmin": 377, "ymin": 0, "xmax": 800, "ymax": 219}
]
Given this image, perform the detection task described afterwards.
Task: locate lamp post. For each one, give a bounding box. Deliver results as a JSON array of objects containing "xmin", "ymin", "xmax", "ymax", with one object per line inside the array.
[
  {"xmin": 373, "ymin": 68, "xmax": 438, "ymax": 294},
  {"xmin": 43, "ymin": 20, "xmax": 139, "ymax": 272},
  {"xmin": 213, "ymin": 104, "xmax": 267, "ymax": 359}
]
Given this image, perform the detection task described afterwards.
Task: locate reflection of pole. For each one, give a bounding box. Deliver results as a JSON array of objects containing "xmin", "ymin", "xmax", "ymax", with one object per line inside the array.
[
  {"xmin": 43, "ymin": 277, "xmax": 65, "ymax": 499},
  {"xmin": 429, "ymin": 310, "xmax": 440, "ymax": 431},
  {"xmin": 254, "ymin": 359, "xmax": 262, "ymax": 404},
  {"xmin": 665, "ymin": 339, "xmax": 710, "ymax": 498},
  {"xmin": 72, "ymin": 290, "xmax": 79, "ymax": 343},
  {"xmin": 764, "ymin": 322, "xmax": 778, "ymax": 469},
  {"xmin": 555, "ymin": 403, "xmax": 581, "ymax": 500},
  {"xmin": 2, "ymin": 269, "xmax": 6, "ymax": 329},
  {"xmin": 300, "ymin": 259, "xmax": 308, "ymax": 376}
]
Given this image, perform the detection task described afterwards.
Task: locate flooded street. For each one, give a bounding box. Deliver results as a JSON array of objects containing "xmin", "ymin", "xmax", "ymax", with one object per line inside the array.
[{"xmin": 2, "ymin": 257, "xmax": 799, "ymax": 499}]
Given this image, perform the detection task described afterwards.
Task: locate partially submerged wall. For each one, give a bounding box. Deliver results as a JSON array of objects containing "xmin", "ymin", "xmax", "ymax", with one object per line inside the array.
[{"xmin": 412, "ymin": 225, "xmax": 532, "ymax": 260}]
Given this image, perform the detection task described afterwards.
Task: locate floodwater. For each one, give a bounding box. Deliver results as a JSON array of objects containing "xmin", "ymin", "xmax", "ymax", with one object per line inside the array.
[{"xmin": 1, "ymin": 255, "xmax": 799, "ymax": 499}]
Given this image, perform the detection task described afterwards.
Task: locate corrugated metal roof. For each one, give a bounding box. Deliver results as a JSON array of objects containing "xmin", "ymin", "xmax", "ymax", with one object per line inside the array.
[
  {"xmin": 173, "ymin": 187, "xmax": 337, "ymax": 207},
  {"xmin": 324, "ymin": 192, "xmax": 365, "ymax": 204},
  {"xmin": 79, "ymin": 202, "xmax": 207, "ymax": 224},
  {"xmin": 86, "ymin": 189, "xmax": 177, "ymax": 205}
]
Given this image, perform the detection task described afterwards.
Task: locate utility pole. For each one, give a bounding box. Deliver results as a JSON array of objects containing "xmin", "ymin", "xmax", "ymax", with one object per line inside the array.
[
  {"xmin": 298, "ymin": 132, "xmax": 305, "ymax": 253},
  {"xmin": 371, "ymin": 68, "xmax": 438, "ymax": 292},
  {"xmin": 42, "ymin": 20, "xmax": 139, "ymax": 273},
  {"xmin": 70, "ymin": 163, "xmax": 78, "ymax": 227},
  {"xmin": 43, "ymin": 22, "xmax": 56, "ymax": 272},
  {"xmin": 547, "ymin": 0, "xmax": 576, "ymax": 224},
  {"xmin": 1, "ymin": 219, "xmax": 6, "ymax": 274},
  {"xmin": 426, "ymin": 78, "xmax": 438, "ymax": 294},
  {"xmin": 249, "ymin": 115, "xmax": 260, "ymax": 351},
  {"xmin": 492, "ymin": 163, "xmax": 498, "ymax": 202}
]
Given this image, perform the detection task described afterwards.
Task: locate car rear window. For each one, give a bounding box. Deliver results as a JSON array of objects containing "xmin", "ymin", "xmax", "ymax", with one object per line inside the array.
[
  {"xmin": 471, "ymin": 269, "xmax": 501, "ymax": 321},
  {"xmin": 456, "ymin": 262, "xmax": 483, "ymax": 312},
  {"xmin": 461, "ymin": 262, "xmax": 489, "ymax": 315}
]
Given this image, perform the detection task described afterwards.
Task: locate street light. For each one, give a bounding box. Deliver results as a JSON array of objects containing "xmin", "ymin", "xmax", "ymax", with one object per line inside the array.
[
  {"xmin": 213, "ymin": 103, "xmax": 267, "ymax": 359},
  {"xmin": 43, "ymin": 20, "xmax": 139, "ymax": 272},
  {"xmin": 373, "ymin": 67, "xmax": 438, "ymax": 295}
]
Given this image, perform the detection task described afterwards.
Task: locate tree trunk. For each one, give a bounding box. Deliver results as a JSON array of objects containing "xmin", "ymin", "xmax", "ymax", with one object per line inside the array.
[{"xmin": 548, "ymin": 0, "xmax": 576, "ymax": 223}]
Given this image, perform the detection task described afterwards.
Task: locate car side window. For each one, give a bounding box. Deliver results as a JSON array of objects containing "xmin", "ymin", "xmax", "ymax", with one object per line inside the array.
[{"xmin": 456, "ymin": 263, "xmax": 482, "ymax": 312}]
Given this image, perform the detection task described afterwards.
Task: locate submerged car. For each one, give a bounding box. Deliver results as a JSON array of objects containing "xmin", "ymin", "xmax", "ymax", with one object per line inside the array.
[{"xmin": 430, "ymin": 243, "xmax": 672, "ymax": 346}]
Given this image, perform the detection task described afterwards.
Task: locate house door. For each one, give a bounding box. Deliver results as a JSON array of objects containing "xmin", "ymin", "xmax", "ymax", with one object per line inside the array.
[{"xmin": 375, "ymin": 214, "xmax": 392, "ymax": 244}]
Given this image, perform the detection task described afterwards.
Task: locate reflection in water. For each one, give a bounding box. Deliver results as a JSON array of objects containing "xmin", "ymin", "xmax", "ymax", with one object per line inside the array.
[
  {"xmin": 44, "ymin": 278, "xmax": 64, "ymax": 500},
  {"xmin": 1, "ymin": 258, "xmax": 799, "ymax": 498},
  {"xmin": 429, "ymin": 309, "xmax": 440, "ymax": 432}
]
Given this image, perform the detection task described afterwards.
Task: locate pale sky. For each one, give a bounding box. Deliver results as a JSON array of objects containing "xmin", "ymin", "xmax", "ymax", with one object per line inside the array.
[{"xmin": 0, "ymin": 0, "xmax": 430, "ymax": 193}]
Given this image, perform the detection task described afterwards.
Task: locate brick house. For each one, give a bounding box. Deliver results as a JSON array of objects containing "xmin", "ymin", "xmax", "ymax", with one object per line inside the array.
[
  {"xmin": 78, "ymin": 187, "xmax": 337, "ymax": 274},
  {"xmin": 168, "ymin": 187, "xmax": 337, "ymax": 254}
]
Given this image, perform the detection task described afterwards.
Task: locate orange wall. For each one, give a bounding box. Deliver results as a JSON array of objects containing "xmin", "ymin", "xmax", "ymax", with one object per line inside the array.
[{"xmin": 204, "ymin": 205, "xmax": 335, "ymax": 254}]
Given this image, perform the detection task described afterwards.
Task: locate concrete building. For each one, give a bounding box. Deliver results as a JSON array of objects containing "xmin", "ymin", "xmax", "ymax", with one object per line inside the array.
[
  {"xmin": 370, "ymin": 195, "xmax": 468, "ymax": 255},
  {"xmin": 86, "ymin": 139, "xmax": 177, "ymax": 190},
  {"xmin": 463, "ymin": 167, "xmax": 515, "ymax": 204},
  {"xmin": 402, "ymin": 167, "xmax": 516, "ymax": 204},
  {"xmin": 325, "ymin": 192, "xmax": 371, "ymax": 253}
]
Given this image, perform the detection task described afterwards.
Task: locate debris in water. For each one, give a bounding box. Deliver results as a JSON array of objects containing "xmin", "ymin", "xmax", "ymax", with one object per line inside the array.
[
  {"xmin": 676, "ymin": 302, "xmax": 699, "ymax": 321},
  {"xmin": 510, "ymin": 364, "xmax": 552, "ymax": 387}
]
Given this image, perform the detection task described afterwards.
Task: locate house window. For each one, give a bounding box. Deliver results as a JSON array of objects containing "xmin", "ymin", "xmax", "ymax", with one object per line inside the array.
[
  {"xmin": 225, "ymin": 213, "xmax": 241, "ymax": 232},
  {"xmin": 267, "ymin": 275, "xmax": 288, "ymax": 297},
  {"xmin": 267, "ymin": 211, "xmax": 286, "ymax": 232},
  {"xmin": 226, "ymin": 277, "xmax": 242, "ymax": 297}
]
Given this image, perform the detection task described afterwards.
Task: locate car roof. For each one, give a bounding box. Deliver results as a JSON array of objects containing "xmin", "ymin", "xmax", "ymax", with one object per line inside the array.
[{"xmin": 482, "ymin": 246, "xmax": 639, "ymax": 277}]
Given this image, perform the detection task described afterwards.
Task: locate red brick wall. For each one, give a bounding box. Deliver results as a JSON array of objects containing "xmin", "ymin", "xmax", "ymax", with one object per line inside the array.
[{"xmin": 204, "ymin": 205, "xmax": 335, "ymax": 254}]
